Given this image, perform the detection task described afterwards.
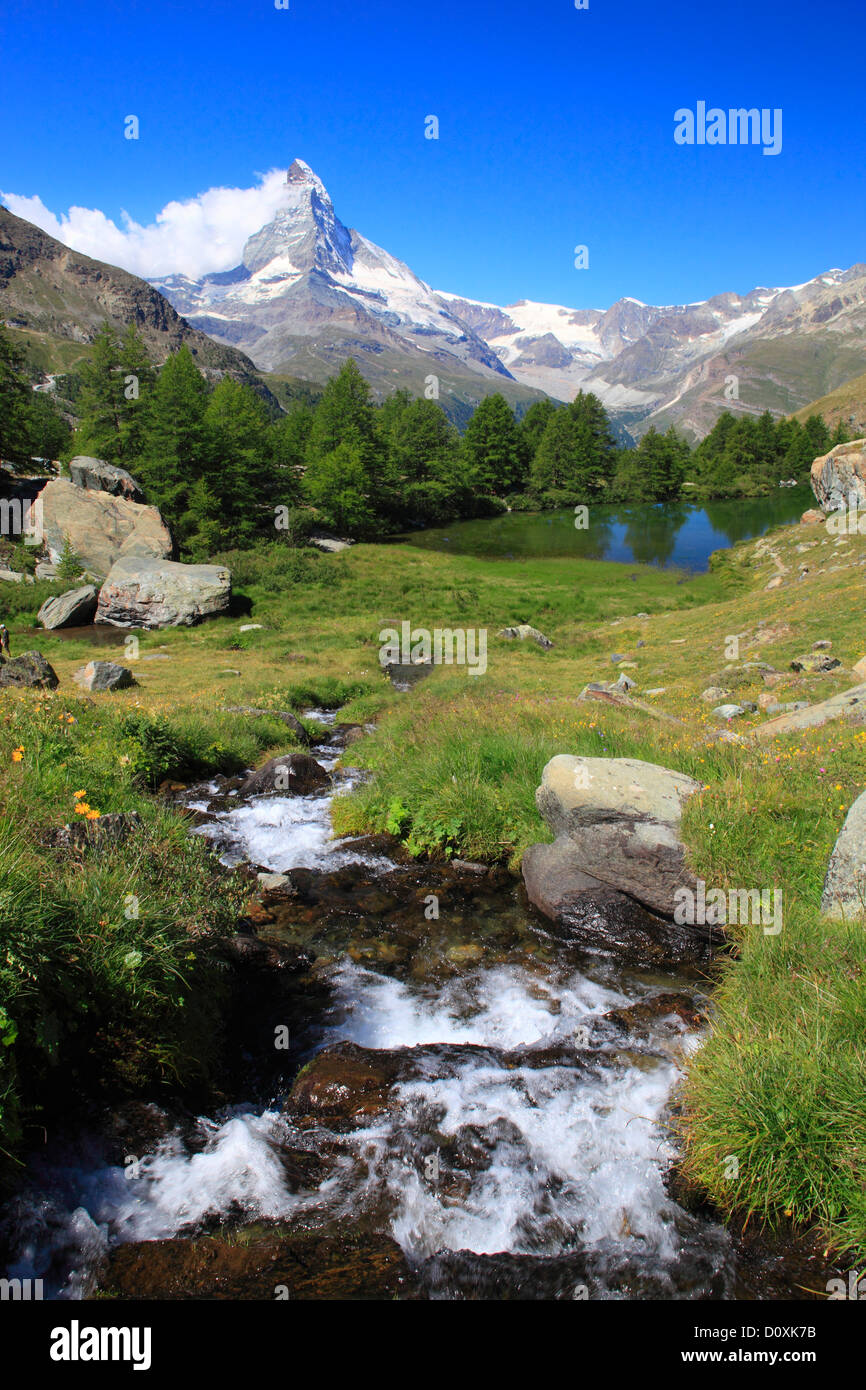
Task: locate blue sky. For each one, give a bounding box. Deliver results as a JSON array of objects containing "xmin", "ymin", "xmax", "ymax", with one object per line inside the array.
[{"xmin": 1, "ymin": 0, "xmax": 862, "ymax": 308}]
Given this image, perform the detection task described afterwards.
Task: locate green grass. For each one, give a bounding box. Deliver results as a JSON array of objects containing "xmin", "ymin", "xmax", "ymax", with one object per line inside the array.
[{"xmin": 0, "ymin": 692, "xmax": 298, "ymax": 1175}]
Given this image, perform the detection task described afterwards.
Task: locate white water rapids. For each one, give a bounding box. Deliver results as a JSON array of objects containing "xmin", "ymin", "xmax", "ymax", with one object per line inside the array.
[{"xmin": 2, "ymin": 715, "xmax": 733, "ymax": 1298}]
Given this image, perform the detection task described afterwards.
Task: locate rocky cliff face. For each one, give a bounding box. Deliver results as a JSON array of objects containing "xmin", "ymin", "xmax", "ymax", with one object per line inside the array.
[{"xmin": 0, "ymin": 205, "xmax": 276, "ymax": 402}]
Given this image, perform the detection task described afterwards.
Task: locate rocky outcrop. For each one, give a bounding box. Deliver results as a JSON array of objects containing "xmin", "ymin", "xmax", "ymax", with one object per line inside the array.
[
  {"xmin": 37, "ymin": 584, "xmax": 98, "ymax": 629},
  {"xmin": 530, "ymin": 754, "xmax": 702, "ymax": 918},
  {"xmin": 810, "ymin": 439, "xmax": 866, "ymax": 512},
  {"xmin": 96, "ymin": 556, "xmax": 231, "ymax": 628},
  {"xmin": 790, "ymin": 652, "xmax": 840, "ymax": 673},
  {"xmin": 520, "ymin": 839, "xmax": 709, "ymax": 968},
  {"xmin": 0, "ymin": 650, "xmax": 59, "ymax": 688},
  {"xmin": 72, "ymin": 660, "xmax": 136, "ymax": 692},
  {"xmin": 821, "ymin": 791, "xmax": 866, "ymax": 920},
  {"xmin": 67, "ymin": 456, "xmax": 145, "ymax": 503},
  {"xmin": 30, "ymin": 478, "xmax": 172, "ymax": 578},
  {"xmin": 238, "ymin": 752, "xmax": 329, "ymax": 798},
  {"xmin": 752, "ymin": 683, "xmax": 866, "ymax": 739}
]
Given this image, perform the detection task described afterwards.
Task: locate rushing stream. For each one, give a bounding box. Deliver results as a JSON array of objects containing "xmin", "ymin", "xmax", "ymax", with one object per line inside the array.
[{"xmin": 0, "ymin": 714, "xmax": 827, "ymax": 1300}]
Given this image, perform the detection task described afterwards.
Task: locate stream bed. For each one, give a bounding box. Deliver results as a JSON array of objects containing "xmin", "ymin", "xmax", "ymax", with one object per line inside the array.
[{"xmin": 0, "ymin": 714, "xmax": 834, "ymax": 1300}]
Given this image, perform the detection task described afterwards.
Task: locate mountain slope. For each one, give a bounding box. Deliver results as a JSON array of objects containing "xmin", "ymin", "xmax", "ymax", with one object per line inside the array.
[
  {"xmin": 149, "ymin": 160, "xmax": 550, "ymax": 423},
  {"xmin": 441, "ymin": 268, "xmax": 866, "ymax": 440},
  {"xmin": 792, "ymin": 368, "xmax": 866, "ymax": 437},
  {"xmin": 0, "ymin": 204, "xmax": 274, "ymax": 397}
]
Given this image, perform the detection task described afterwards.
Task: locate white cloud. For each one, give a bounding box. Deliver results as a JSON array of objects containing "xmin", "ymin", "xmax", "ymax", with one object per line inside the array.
[{"xmin": 0, "ymin": 169, "xmax": 291, "ymax": 279}]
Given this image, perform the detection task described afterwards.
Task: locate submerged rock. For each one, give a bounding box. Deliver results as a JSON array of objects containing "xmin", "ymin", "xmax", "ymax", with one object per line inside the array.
[
  {"xmin": 238, "ymin": 752, "xmax": 329, "ymax": 798},
  {"xmin": 100, "ymin": 1224, "xmax": 415, "ymax": 1300}
]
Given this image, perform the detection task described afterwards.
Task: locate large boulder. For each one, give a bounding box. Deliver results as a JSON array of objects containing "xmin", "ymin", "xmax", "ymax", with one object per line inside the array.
[
  {"xmin": 532, "ymin": 754, "xmax": 702, "ymax": 918},
  {"xmin": 67, "ymin": 456, "xmax": 145, "ymax": 503},
  {"xmin": 820, "ymin": 791, "xmax": 866, "ymax": 920},
  {"xmin": 521, "ymin": 841, "xmax": 713, "ymax": 969},
  {"xmin": 810, "ymin": 439, "xmax": 866, "ymax": 513},
  {"xmin": 37, "ymin": 584, "xmax": 98, "ymax": 630},
  {"xmin": 96, "ymin": 556, "xmax": 232, "ymax": 628},
  {"xmin": 72, "ymin": 660, "xmax": 136, "ymax": 692},
  {"xmin": 0, "ymin": 651, "xmax": 59, "ymax": 689},
  {"xmin": 29, "ymin": 478, "xmax": 172, "ymax": 579}
]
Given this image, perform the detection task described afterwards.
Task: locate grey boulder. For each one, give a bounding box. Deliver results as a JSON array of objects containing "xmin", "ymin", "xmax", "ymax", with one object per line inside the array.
[
  {"xmin": 532, "ymin": 754, "xmax": 702, "ymax": 918},
  {"xmin": 498, "ymin": 624, "xmax": 553, "ymax": 649},
  {"xmin": 38, "ymin": 584, "xmax": 98, "ymax": 630},
  {"xmin": 67, "ymin": 456, "xmax": 146, "ymax": 503},
  {"xmin": 96, "ymin": 556, "xmax": 232, "ymax": 628},
  {"xmin": 0, "ymin": 651, "xmax": 59, "ymax": 689},
  {"xmin": 821, "ymin": 791, "xmax": 866, "ymax": 920},
  {"xmin": 73, "ymin": 660, "xmax": 136, "ymax": 692}
]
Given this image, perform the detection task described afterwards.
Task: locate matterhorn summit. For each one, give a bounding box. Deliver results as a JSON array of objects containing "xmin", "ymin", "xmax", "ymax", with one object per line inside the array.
[{"xmin": 150, "ymin": 158, "xmax": 514, "ymax": 412}]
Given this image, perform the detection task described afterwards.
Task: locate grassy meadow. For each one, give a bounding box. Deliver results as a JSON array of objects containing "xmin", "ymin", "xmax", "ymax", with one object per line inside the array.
[{"xmin": 1, "ymin": 517, "xmax": 865, "ymax": 1259}]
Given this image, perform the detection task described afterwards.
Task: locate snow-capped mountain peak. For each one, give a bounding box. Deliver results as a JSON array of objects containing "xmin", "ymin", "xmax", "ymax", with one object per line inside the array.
[{"xmin": 149, "ymin": 160, "xmax": 514, "ymax": 396}]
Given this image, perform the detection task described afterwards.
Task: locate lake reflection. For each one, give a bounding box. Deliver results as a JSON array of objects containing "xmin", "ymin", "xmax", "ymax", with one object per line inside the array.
[{"xmin": 397, "ymin": 487, "xmax": 813, "ymax": 572}]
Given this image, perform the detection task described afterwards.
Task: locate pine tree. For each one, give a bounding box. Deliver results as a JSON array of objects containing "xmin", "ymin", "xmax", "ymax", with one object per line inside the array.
[
  {"xmin": 519, "ymin": 399, "xmax": 558, "ymax": 469},
  {"xmin": 201, "ymin": 376, "xmax": 272, "ymax": 546},
  {"xmin": 304, "ymin": 361, "xmax": 386, "ymax": 531},
  {"xmin": 270, "ymin": 406, "xmax": 312, "ymax": 506},
  {"xmin": 304, "ymin": 441, "xmax": 376, "ymax": 535},
  {"xmin": 460, "ymin": 393, "xmax": 523, "ymax": 494},
  {"xmin": 137, "ymin": 346, "xmax": 209, "ymax": 534},
  {"xmin": 72, "ymin": 323, "xmax": 126, "ymax": 462},
  {"xmin": 0, "ymin": 325, "xmax": 36, "ymax": 467},
  {"xmin": 531, "ymin": 391, "xmax": 617, "ymax": 499},
  {"xmin": 387, "ymin": 398, "xmax": 463, "ymax": 524},
  {"xmin": 531, "ymin": 406, "xmax": 576, "ymax": 493},
  {"xmin": 117, "ymin": 322, "xmax": 156, "ymax": 460},
  {"xmin": 27, "ymin": 390, "xmax": 71, "ymax": 462}
]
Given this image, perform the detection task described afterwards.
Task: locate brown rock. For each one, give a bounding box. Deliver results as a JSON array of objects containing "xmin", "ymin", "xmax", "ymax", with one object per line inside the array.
[
  {"xmin": 238, "ymin": 752, "xmax": 329, "ymax": 798},
  {"xmin": 30, "ymin": 478, "xmax": 172, "ymax": 579},
  {"xmin": 101, "ymin": 1225, "xmax": 415, "ymax": 1300}
]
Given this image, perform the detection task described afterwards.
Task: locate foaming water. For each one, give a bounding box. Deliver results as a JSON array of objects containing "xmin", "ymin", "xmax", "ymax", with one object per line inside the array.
[
  {"xmin": 324, "ymin": 960, "xmax": 626, "ymax": 1050},
  {"xmin": 195, "ymin": 774, "xmax": 393, "ymax": 874},
  {"xmin": 1, "ymin": 710, "xmax": 732, "ymax": 1299},
  {"xmin": 315, "ymin": 960, "xmax": 721, "ymax": 1279},
  {"xmin": 3, "ymin": 1110, "xmax": 301, "ymax": 1298}
]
